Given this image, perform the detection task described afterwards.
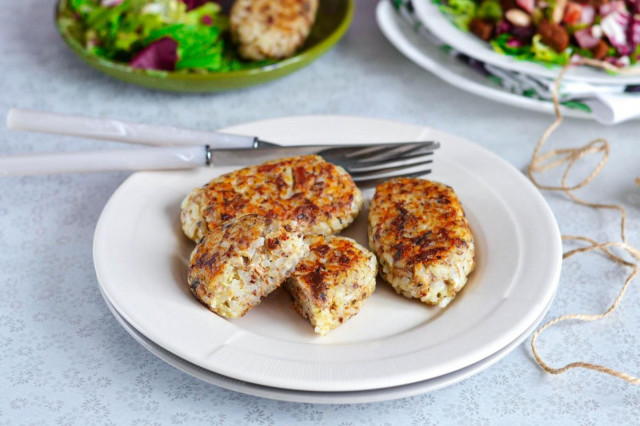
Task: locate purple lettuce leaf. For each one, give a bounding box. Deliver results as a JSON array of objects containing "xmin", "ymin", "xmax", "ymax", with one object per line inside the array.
[
  {"xmin": 130, "ymin": 37, "xmax": 178, "ymax": 71},
  {"xmin": 601, "ymin": 10, "xmax": 632, "ymax": 55},
  {"xmin": 629, "ymin": 15, "xmax": 640, "ymax": 49},
  {"xmin": 575, "ymin": 27, "xmax": 601, "ymax": 48},
  {"xmin": 180, "ymin": 0, "xmax": 214, "ymax": 11}
]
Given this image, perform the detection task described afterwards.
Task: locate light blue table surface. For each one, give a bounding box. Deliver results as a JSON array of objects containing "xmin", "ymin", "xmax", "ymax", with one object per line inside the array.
[{"xmin": 2, "ymin": 1, "xmax": 640, "ymax": 424}]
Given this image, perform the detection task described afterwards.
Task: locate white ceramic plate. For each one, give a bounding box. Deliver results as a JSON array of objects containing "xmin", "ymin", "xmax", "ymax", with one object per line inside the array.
[
  {"xmin": 93, "ymin": 115, "xmax": 562, "ymax": 392},
  {"xmin": 411, "ymin": 0, "xmax": 640, "ymax": 85},
  {"xmin": 376, "ymin": 1, "xmax": 591, "ymax": 119},
  {"xmin": 100, "ymin": 287, "xmax": 555, "ymax": 404}
]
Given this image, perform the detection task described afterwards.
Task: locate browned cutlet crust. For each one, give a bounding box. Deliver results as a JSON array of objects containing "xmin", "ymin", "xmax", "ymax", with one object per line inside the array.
[
  {"xmin": 293, "ymin": 235, "xmax": 373, "ymax": 302},
  {"xmin": 181, "ymin": 155, "xmax": 363, "ymax": 242},
  {"xmin": 368, "ymin": 178, "xmax": 475, "ymax": 307},
  {"xmin": 188, "ymin": 215, "xmax": 308, "ymax": 318},
  {"xmin": 230, "ymin": 0, "xmax": 319, "ymax": 60},
  {"xmin": 284, "ymin": 235, "xmax": 377, "ymax": 335}
]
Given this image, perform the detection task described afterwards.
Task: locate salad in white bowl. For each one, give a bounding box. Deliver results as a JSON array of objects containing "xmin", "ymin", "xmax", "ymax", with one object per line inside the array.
[
  {"xmin": 412, "ymin": 0, "xmax": 640, "ymax": 83},
  {"xmin": 435, "ymin": 0, "xmax": 640, "ymax": 67}
]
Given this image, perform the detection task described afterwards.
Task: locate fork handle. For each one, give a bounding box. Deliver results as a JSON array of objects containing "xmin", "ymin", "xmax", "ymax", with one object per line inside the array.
[
  {"xmin": 7, "ymin": 108, "xmax": 257, "ymax": 148},
  {"xmin": 0, "ymin": 145, "xmax": 207, "ymax": 176}
]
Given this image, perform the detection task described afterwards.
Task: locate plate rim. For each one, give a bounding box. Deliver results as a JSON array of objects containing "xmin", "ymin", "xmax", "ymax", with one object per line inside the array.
[
  {"xmin": 93, "ymin": 115, "xmax": 563, "ymax": 392},
  {"xmin": 99, "ymin": 284, "xmax": 556, "ymax": 404},
  {"xmin": 411, "ymin": 0, "xmax": 640, "ymax": 85}
]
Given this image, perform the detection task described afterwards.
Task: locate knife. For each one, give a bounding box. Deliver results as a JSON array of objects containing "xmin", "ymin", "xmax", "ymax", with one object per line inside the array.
[
  {"xmin": 0, "ymin": 141, "xmax": 439, "ymax": 178},
  {"xmin": 3, "ymin": 109, "xmax": 438, "ymax": 178}
]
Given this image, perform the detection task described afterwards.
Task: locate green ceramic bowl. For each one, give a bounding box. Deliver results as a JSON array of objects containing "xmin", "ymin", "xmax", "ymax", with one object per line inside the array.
[{"xmin": 55, "ymin": 0, "xmax": 354, "ymax": 92}]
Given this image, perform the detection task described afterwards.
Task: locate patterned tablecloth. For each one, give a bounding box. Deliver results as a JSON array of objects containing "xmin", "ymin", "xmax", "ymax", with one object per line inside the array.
[{"xmin": 2, "ymin": 1, "xmax": 640, "ymax": 425}]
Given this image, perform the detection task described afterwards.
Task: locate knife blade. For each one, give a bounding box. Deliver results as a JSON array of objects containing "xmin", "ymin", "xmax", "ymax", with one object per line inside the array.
[{"xmin": 207, "ymin": 141, "xmax": 346, "ymax": 167}]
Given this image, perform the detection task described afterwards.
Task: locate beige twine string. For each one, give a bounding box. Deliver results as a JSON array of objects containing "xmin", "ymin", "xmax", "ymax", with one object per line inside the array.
[{"xmin": 527, "ymin": 60, "xmax": 640, "ymax": 385}]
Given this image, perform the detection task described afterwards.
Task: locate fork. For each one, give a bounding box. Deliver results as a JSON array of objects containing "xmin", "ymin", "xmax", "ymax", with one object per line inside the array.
[
  {"xmin": 1, "ymin": 109, "xmax": 438, "ymax": 183},
  {"xmin": 312, "ymin": 142, "xmax": 437, "ymax": 184}
]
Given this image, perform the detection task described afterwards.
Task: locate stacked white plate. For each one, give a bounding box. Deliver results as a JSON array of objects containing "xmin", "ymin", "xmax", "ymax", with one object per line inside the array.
[
  {"xmin": 377, "ymin": 0, "xmax": 640, "ymax": 123},
  {"xmin": 93, "ymin": 116, "xmax": 562, "ymax": 403}
]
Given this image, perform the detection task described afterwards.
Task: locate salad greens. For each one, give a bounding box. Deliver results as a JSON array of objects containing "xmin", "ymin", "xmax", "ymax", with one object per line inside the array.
[
  {"xmin": 58, "ymin": 0, "xmax": 272, "ymax": 72},
  {"xmin": 489, "ymin": 32, "xmax": 571, "ymax": 65},
  {"xmin": 490, "ymin": 33, "xmax": 534, "ymax": 60},
  {"xmin": 530, "ymin": 34, "xmax": 571, "ymax": 65},
  {"xmin": 437, "ymin": 0, "xmax": 477, "ymax": 31},
  {"xmin": 476, "ymin": 0, "xmax": 502, "ymax": 22},
  {"xmin": 434, "ymin": 0, "xmax": 640, "ymax": 67}
]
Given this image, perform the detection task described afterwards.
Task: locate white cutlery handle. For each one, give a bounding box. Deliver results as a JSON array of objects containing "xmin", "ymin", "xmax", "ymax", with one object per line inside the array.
[
  {"xmin": 0, "ymin": 145, "xmax": 207, "ymax": 176},
  {"xmin": 7, "ymin": 108, "xmax": 257, "ymax": 148}
]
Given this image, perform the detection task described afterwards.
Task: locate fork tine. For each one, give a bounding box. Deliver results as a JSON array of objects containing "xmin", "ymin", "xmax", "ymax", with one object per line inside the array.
[
  {"xmin": 342, "ymin": 143, "xmax": 413, "ymax": 159},
  {"xmin": 316, "ymin": 142, "xmax": 436, "ymax": 162},
  {"xmin": 352, "ymin": 168, "xmax": 433, "ymax": 187},
  {"xmin": 342, "ymin": 141, "xmax": 439, "ymax": 161},
  {"xmin": 347, "ymin": 153, "xmax": 434, "ymax": 173},
  {"xmin": 348, "ymin": 142, "xmax": 438, "ymax": 163},
  {"xmin": 316, "ymin": 141, "xmax": 438, "ymax": 186},
  {"xmin": 347, "ymin": 155, "xmax": 434, "ymax": 175},
  {"xmin": 377, "ymin": 149, "xmax": 436, "ymax": 163}
]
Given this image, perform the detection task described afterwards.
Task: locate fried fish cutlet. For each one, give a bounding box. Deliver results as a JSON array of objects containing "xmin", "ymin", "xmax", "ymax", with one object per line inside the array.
[
  {"xmin": 230, "ymin": 0, "xmax": 319, "ymax": 60},
  {"xmin": 368, "ymin": 178, "xmax": 475, "ymax": 308},
  {"xmin": 181, "ymin": 155, "xmax": 364, "ymax": 243},
  {"xmin": 188, "ymin": 214, "xmax": 309, "ymax": 319},
  {"xmin": 284, "ymin": 235, "xmax": 377, "ymax": 335}
]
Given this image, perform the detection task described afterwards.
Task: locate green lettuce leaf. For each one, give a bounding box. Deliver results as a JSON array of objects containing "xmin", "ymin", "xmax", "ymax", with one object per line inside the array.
[
  {"xmin": 436, "ymin": 0, "xmax": 477, "ymax": 31},
  {"xmin": 531, "ymin": 34, "xmax": 571, "ymax": 65},
  {"xmin": 476, "ymin": 0, "xmax": 502, "ymax": 22}
]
